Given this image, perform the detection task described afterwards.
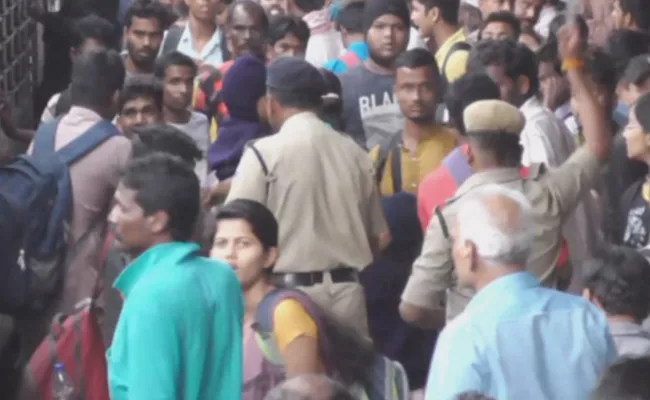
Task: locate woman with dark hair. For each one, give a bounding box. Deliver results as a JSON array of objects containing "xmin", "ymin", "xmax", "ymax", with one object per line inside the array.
[
  {"xmin": 318, "ymin": 68, "xmax": 345, "ymax": 132},
  {"xmin": 211, "ymin": 199, "xmax": 378, "ymax": 399}
]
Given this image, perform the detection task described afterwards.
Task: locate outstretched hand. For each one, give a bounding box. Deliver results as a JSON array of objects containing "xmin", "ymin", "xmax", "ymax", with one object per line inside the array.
[{"xmin": 557, "ymin": 22, "xmax": 584, "ymax": 61}]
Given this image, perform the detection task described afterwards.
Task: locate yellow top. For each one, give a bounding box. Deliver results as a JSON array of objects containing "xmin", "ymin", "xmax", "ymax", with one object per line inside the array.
[
  {"xmin": 272, "ymin": 298, "xmax": 319, "ymax": 353},
  {"xmin": 370, "ymin": 128, "xmax": 457, "ymax": 196},
  {"xmin": 434, "ymin": 29, "xmax": 470, "ymax": 84}
]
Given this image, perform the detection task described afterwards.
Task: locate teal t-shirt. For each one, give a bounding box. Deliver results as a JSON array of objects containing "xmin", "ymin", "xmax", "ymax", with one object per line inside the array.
[{"xmin": 108, "ymin": 242, "xmax": 243, "ymax": 400}]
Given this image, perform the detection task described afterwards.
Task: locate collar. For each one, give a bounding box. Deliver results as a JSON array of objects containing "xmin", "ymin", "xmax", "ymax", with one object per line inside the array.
[
  {"xmin": 455, "ymin": 167, "xmax": 521, "ymax": 198},
  {"xmin": 519, "ymin": 96, "xmax": 543, "ymax": 114},
  {"xmin": 466, "ymin": 271, "xmax": 539, "ymax": 313},
  {"xmin": 65, "ymin": 106, "xmax": 104, "ymax": 122},
  {"xmin": 608, "ymin": 320, "xmax": 647, "ymax": 336},
  {"xmin": 180, "ymin": 24, "xmax": 221, "ymax": 49},
  {"xmin": 278, "ymin": 111, "xmax": 322, "ymax": 135},
  {"xmin": 435, "ymin": 28, "xmax": 467, "ymax": 61},
  {"xmin": 114, "ymin": 241, "xmax": 200, "ymax": 297},
  {"xmin": 554, "ymin": 102, "xmax": 573, "ymax": 121}
]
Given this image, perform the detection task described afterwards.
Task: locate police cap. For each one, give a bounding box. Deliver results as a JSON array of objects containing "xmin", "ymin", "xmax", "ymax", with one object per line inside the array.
[
  {"xmin": 266, "ymin": 56, "xmax": 326, "ymax": 97},
  {"xmin": 463, "ymin": 100, "xmax": 526, "ymax": 136}
]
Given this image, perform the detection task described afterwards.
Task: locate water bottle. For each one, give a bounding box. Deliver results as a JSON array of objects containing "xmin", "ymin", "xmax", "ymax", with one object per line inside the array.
[{"xmin": 52, "ymin": 362, "xmax": 75, "ymax": 400}]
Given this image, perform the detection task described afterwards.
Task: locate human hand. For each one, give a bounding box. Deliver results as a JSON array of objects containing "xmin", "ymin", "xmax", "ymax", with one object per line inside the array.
[{"xmin": 557, "ymin": 22, "xmax": 584, "ymax": 61}]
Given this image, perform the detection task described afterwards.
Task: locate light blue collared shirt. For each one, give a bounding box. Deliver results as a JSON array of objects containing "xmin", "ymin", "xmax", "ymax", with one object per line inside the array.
[
  {"xmin": 425, "ymin": 272, "xmax": 617, "ymax": 400},
  {"xmin": 174, "ymin": 25, "xmax": 224, "ymax": 66}
]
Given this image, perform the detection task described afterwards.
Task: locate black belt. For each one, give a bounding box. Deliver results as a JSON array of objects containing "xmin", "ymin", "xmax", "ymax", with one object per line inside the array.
[{"xmin": 272, "ymin": 267, "xmax": 359, "ymax": 287}]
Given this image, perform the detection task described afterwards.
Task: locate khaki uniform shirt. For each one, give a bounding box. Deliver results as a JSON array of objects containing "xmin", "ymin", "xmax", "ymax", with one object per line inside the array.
[
  {"xmin": 402, "ymin": 148, "xmax": 601, "ymax": 320},
  {"xmin": 226, "ymin": 112, "xmax": 388, "ymax": 273}
]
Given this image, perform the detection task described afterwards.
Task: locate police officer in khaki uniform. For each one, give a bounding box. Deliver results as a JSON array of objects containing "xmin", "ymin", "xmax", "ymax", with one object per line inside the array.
[
  {"xmin": 226, "ymin": 57, "xmax": 390, "ymax": 335},
  {"xmin": 399, "ymin": 24, "xmax": 613, "ymax": 329}
]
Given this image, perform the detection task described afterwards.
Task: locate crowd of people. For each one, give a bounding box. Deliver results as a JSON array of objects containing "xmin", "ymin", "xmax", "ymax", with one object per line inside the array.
[{"xmin": 1, "ymin": 0, "xmax": 650, "ymax": 398}]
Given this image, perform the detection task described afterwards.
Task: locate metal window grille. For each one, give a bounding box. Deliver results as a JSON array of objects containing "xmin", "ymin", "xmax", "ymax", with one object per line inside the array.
[{"xmin": 0, "ymin": 0, "xmax": 36, "ymax": 122}]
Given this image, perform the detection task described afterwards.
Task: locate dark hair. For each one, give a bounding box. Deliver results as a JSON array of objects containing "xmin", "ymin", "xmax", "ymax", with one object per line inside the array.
[
  {"xmin": 584, "ymin": 48, "xmax": 617, "ymax": 97},
  {"xmin": 294, "ymin": 0, "xmax": 325, "ymax": 14},
  {"xmin": 394, "ymin": 48, "xmax": 441, "ymax": 86},
  {"xmin": 131, "ymin": 123, "xmax": 202, "ymax": 166},
  {"xmin": 70, "ymin": 50, "xmax": 126, "ymax": 110},
  {"xmin": 456, "ymin": 392, "xmax": 496, "ymax": 400},
  {"xmin": 583, "ymin": 245, "xmax": 650, "ymax": 322},
  {"xmin": 619, "ymin": 0, "xmax": 650, "ymax": 31},
  {"xmin": 468, "ymin": 39, "xmax": 539, "ymax": 98},
  {"xmin": 70, "ymin": 15, "xmax": 118, "ymax": 50},
  {"xmin": 604, "ymin": 30, "xmax": 650, "ymax": 83},
  {"xmin": 318, "ymin": 68, "xmax": 344, "ymax": 131},
  {"xmin": 227, "ymin": 0, "xmax": 269, "ymax": 32},
  {"xmin": 635, "ymin": 92, "xmax": 650, "ymax": 133},
  {"xmin": 536, "ymin": 42, "xmax": 561, "ymax": 75},
  {"xmin": 119, "ymin": 75, "xmax": 164, "ymax": 113},
  {"xmin": 124, "ymin": 0, "xmax": 171, "ymax": 29},
  {"xmin": 268, "ymin": 15, "xmax": 310, "ymax": 46},
  {"xmin": 592, "ymin": 357, "xmax": 650, "ymax": 400},
  {"xmin": 336, "ymin": 1, "xmax": 364, "ymax": 33},
  {"xmin": 154, "ymin": 50, "xmax": 198, "ymax": 80},
  {"xmin": 467, "ymin": 132, "xmax": 523, "ymax": 167},
  {"xmin": 265, "ymin": 375, "xmax": 357, "ymax": 400},
  {"xmin": 121, "ymin": 153, "xmax": 200, "ymax": 242},
  {"xmin": 479, "ymin": 11, "xmax": 521, "ymax": 40},
  {"xmin": 416, "ymin": 0, "xmax": 460, "ymax": 24},
  {"xmin": 215, "ymin": 199, "xmax": 279, "ymax": 251},
  {"xmin": 445, "ymin": 73, "xmax": 500, "ymax": 134}
]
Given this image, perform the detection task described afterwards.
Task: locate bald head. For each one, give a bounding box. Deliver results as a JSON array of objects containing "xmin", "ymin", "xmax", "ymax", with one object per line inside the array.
[
  {"xmin": 264, "ymin": 374, "xmax": 355, "ymax": 400},
  {"xmin": 227, "ymin": 0, "xmax": 269, "ymax": 30},
  {"xmin": 455, "ymin": 185, "xmax": 533, "ymax": 267}
]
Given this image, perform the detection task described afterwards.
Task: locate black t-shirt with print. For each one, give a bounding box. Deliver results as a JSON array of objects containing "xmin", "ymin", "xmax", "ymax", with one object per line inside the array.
[{"xmin": 621, "ymin": 180, "xmax": 650, "ymax": 249}]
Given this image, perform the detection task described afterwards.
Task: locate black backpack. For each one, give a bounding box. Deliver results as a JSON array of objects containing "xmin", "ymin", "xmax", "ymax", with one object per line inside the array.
[{"xmin": 0, "ymin": 119, "xmax": 117, "ymax": 315}]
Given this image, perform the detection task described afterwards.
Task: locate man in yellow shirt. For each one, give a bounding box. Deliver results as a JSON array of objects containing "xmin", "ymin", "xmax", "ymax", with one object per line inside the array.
[
  {"xmin": 370, "ymin": 48, "xmax": 457, "ymax": 195},
  {"xmin": 410, "ymin": 0, "xmax": 470, "ymax": 89}
]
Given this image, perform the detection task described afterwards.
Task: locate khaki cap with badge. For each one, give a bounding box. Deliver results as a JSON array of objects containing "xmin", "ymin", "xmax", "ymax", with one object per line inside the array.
[{"xmin": 463, "ymin": 100, "xmax": 526, "ymax": 136}]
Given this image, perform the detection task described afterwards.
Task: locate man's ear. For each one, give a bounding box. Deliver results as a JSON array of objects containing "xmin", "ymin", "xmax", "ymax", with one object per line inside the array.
[
  {"xmin": 147, "ymin": 210, "xmax": 170, "ymax": 236},
  {"xmin": 427, "ymin": 6, "xmax": 440, "ymax": 24}
]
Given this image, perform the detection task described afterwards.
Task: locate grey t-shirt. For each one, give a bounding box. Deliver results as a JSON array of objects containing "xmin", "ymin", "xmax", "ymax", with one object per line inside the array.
[
  {"xmin": 168, "ymin": 111, "xmax": 210, "ymax": 187},
  {"xmin": 340, "ymin": 64, "xmax": 404, "ymax": 149}
]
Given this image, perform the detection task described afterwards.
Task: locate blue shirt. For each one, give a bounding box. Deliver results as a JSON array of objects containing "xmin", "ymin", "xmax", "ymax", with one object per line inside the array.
[
  {"xmin": 425, "ymin": 272, "xmax": 617, "ymax": 400},
  {"xmin": 322, "ymin": 41, "xmax": 369, "ymax": 75},
  {"xmin": 108, "ymin": 242, "xmax": 243, "ymax": 400}
]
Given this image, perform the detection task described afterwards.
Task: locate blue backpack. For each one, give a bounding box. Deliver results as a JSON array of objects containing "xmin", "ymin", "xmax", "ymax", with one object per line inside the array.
[{"xmin": 0, "ymin": 119, "xmax": 117, "ymax": 316}]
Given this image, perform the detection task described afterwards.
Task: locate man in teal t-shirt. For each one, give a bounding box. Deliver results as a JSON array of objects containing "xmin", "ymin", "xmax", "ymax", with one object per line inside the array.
[
  {"xmin": 107, "ymin": 153, "xmax": 243, "ymax": 400},
  {"xmin": 323, "ymin": 1, "xmax": 369, "ymax": 75}
]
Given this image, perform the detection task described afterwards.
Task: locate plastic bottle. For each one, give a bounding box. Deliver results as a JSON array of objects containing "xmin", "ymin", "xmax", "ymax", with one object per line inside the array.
[{"xmin": 53, "ymin": 362, "xmax": 75, "ymax": 400}]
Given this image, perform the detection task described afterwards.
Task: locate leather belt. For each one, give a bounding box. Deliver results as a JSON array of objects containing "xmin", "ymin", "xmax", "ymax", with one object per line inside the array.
[{"xmin": 272, "ymin": 267, "xmax": 359, "ymax": 287}]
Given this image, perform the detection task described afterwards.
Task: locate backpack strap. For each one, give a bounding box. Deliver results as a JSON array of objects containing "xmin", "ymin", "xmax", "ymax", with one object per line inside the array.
[
  {"xmin": 56, "ymin": 121, "xmax": 119, "ymax": 165},
  {"xmin": 441, "ymin": 41, "xmax": 471, "ymax": 82},
  {"xmin": 162, "ymin": 26, "xmax": 184, "ymax": 55},
  {"xmin": 439, "ymin": 41, "xmax": 471, "ymax": 100},
  {"xmin": 32, "ymin": 118, "xmax": 62, "ymax": 157},
  {"xmin": 375, "ymin": 133, "xmax": 402, "ymax": 191}
]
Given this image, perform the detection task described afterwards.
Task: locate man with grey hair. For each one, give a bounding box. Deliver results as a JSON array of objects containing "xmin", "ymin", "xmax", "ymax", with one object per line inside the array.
[
  {"xmin": 424, "ymin": 185, "xmax": 617, "ymax": 400},
  {"xmin": 264, "ymin": 374, "xmax": 356, "ymax": 400}
]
